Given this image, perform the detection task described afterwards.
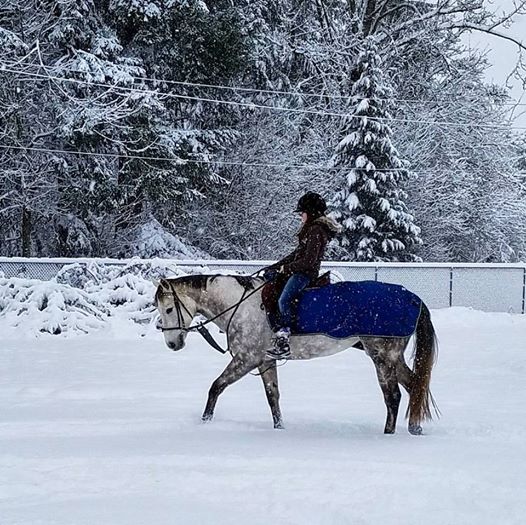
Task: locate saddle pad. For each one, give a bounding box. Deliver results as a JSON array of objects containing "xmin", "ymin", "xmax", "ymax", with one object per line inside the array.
[{"xmin": 292, "ymin": 280, "xmax": 422, "ymax": 338}]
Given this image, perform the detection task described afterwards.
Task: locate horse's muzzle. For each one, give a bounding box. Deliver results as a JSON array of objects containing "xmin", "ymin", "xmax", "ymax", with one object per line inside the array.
[{"xmin": 166, "ymin": 337, "xmax": 185, "ymax": 351}]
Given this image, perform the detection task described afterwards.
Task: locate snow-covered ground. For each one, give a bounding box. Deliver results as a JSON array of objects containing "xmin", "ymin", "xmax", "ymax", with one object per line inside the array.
[{"xmin": 1, "ymin": 307, "xmax": 525, "ymax": 525}]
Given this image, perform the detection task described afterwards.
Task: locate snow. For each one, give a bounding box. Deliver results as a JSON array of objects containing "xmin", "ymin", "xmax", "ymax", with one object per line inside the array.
[
  {"xmin": 0, "ymin": 262, "xmax": 187, "ymax": 337},
  {"xmin": 360, "ymin": 215, "xmax": 376, "ymax": 231},
  {"xmin": 0, "ymin": 277, "xmax": 109, "ymax": 336},
  {"xmin": 1, "ymin": 307, "xmax": 525, "ymax": 524},
  {"xmin": 126, "ymin": 219, "xmax": 210, "ymax": 260}
]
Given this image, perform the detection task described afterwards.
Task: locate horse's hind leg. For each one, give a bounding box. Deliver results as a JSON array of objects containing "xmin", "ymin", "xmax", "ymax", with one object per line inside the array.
[
  {"xmin": 396, "ymin": 359, "xmax": 415, "ymax": 394},
  {"xmin": 258, "ymin": 361, "xmax": 283, "ymax": 429},
  {"xmin": 363, "ymin": 338, "xmax": 404, "ymax": 434},
  {"xmin": 397, "ymin": 358, "xmax": 426, "ymax": 435},
  {"xmin": 202, "ymin": 354, "xmax": 259, "ymax": 423}
]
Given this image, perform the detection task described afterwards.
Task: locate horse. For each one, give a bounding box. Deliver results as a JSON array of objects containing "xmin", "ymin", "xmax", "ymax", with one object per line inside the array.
[{"xmin": 154, "ymin": 274, "xmax": 438, "ymax": 435}]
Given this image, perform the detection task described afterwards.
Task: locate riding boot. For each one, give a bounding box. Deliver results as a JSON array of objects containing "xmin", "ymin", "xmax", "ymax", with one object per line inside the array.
[{"xmin": 266, "ymin": 327, "xmax": 291, "ymax": 359}]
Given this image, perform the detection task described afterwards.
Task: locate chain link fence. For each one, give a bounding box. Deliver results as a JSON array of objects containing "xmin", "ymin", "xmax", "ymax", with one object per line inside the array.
[{"xmin": 1, "ymin": 257, "xmax": 524, "ymax": 313}]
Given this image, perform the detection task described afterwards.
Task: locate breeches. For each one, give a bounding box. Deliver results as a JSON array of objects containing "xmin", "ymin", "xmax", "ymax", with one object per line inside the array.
[{"xmin": 277, "ymin": 273, "xmax": 311, "ymax": 328}]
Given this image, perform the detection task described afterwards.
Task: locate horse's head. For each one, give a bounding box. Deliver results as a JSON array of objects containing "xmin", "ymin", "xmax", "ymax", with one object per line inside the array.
[{"xmin": 154, "ymin": 278, "xmax": 198, "ymax": 351}]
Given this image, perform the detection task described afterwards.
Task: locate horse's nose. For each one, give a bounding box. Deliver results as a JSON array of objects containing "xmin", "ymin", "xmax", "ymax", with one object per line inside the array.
[{"xmin": 167, "ymin": 341, "xmax": 177, "ymax": 350}]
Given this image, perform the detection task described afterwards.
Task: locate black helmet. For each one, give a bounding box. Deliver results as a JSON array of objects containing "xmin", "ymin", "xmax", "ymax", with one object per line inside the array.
[{"xmin": 294, "ymin": 192, "xmax": 327, "ymax": 215}]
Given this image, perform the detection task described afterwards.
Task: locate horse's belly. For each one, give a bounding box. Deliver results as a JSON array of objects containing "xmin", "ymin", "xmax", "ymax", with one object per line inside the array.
[{"xmin": 288, "ymin": 335, "xmax": 361, "ymax": 360}]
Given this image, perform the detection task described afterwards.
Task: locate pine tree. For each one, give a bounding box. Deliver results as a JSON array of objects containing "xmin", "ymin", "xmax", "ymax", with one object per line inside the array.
[
  {"xmin": 330, "ymin": 38, "xmax": 421, "ymax": 262},
  {"xmin": 42, "ymin": 0, "xmax": 233, "ymax": 255},
  {"xmin": 35, "ymin": 0, "xmax": 165, "ymax": 255},
  {"xmin": 106, "ymin": 0, "xmax": 247, "ymax": 251}
]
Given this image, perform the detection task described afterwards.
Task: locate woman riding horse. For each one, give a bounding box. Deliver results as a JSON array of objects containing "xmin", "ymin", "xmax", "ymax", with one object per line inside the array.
[{"xmin": 264, "ymin": 192, "xmax": 340, "ymax": 359}]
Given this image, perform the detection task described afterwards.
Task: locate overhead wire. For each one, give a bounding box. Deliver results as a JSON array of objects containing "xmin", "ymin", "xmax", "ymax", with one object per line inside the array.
[
  {"xmin": 1, "ymin": 65, "xmax": 525, "ymax": 131},
  {"xmin": 1, "ymin": 60, "xmax": 524, "ymax": 173},
  {"xmin": 0, "ymin": 143, "xmax": 336, "ymax": 170},
  {"xmin": 3, "ymin": 58, "xmax": 526, "ymax": 107},
  {"xmin": 0, "ymin": 144, "xmax": 521, "ymax": 175}
]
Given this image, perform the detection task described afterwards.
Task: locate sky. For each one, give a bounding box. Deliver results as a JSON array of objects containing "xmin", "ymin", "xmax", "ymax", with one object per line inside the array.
[{"xmin": 466, "ymin": 3, "xmax": 526, "ymax": 127}]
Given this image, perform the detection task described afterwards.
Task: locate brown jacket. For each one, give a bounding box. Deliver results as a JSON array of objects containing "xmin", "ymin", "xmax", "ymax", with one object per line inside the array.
[{"xmin": 272, "ymin": 215, "xmax": 341, "ymax": 281}]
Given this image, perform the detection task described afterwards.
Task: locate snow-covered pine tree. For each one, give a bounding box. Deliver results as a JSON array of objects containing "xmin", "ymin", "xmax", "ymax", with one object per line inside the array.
[
  {"xmin": 330, "ymin": 38, "xmax": 421, "ymax": 262},
  {"xmin": 35, "ymin": 0, "xmax": 166, "ymax": 256},
  {"xmin": 106, "ymin": 0, "xmax": 247, "ymax": 252},
  {"xmin": 42, "ymin": 0, "xmax": 228, "ymax": 256}
]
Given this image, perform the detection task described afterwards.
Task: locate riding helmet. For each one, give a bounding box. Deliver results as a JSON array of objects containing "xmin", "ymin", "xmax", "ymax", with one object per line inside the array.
[{"xmin": 294, "ymin": 192, "xmax": 327, "ymax": 215}]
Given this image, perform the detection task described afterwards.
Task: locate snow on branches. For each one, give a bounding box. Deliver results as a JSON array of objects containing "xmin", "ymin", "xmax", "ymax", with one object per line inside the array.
[
  {"xmin": 330, "ymin": 38, "xmax": 421, "ymax": 262},
  {"xmin": 0, "ymin": 277, "xmax": 108, "ymax": 336},
  {"xmin": 0, "ymin": 260, "xmax": 192, "ymax": 337}
]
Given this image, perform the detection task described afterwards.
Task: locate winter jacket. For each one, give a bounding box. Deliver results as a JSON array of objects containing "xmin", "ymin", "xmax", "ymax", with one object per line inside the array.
[{"xmin": 272, "ymin": 215, "xmax": 341, "ymax": 281}]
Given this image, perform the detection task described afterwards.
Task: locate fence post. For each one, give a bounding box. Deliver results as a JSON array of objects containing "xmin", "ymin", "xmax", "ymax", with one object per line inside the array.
[
  {"xmin": 449, "ymin": 267, "xmax": 454, "ymax": 307},
  {"xmin": 374, "ymin": 266, "xmax": 378, "ymax": 281},
  {"xmin": 522, "ymin": 268, "xmax": 526, "ymax": 314}
]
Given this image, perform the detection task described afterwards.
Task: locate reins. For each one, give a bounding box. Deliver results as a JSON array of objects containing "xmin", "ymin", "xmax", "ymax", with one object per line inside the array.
[{"xmin": 159, "ymin": 271, "xmax": 268, "ymax": 355}]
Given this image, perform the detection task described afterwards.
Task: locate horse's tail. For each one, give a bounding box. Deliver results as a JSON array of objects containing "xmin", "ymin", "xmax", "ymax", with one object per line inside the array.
[{"xmin": 406, "ymin": 302, "xmax": 439, "ymax": 427}]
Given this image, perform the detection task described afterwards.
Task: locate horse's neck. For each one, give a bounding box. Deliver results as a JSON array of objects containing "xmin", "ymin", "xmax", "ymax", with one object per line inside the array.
[{"xmin": 191, "ymin": 277, "xmax": 249, "ymax": 331}]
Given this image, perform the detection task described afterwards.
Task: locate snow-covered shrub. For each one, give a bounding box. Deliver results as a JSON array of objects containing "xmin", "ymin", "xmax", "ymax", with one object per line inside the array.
[
  {"xmin": 0, "ymin": 260, "xmax": 225, "ymax": 336},
  {"xmin": 120, "ymin": 219, "xmax": 210, "ymax": 260},
  {"xmin": 0, "ymin": 278, "xmax": 109, "ymax": 336},
  {"xmin": 95, "ymin": 273, "xmax": 156, "ymax": 325},
  {"xmin": 89, "ymin": 260, "xmax": 197, "ymax": 325},
  {"xmin": 57, "ymin": 259, "xmax": 193, "ymax": 288},
  {"xmin": 102, "ymin": 259, "xmax": 189, "ymax": 282},
  {"xmin": 56, "ymin": 262, "xmax": 106, "ymax": 288}
]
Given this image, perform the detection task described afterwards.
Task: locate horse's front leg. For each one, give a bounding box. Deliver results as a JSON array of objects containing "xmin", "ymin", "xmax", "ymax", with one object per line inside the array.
[
  {"xmin": 202, "ymin": 353, "xmax": 260, "ymax": 423},
  {"xmin": 258, "ymin": 361, "xmax": 283, "ymax": 429}
]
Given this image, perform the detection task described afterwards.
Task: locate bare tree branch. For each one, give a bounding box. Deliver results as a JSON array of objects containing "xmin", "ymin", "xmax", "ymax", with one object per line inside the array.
[{"xmin": 447, "ymin": 22, "xmax": 526, "ymax": 53}]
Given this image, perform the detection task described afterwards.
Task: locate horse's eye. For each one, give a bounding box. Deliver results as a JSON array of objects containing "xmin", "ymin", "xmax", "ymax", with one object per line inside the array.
[{"xmin": 166, "ymin": 307, "xmax": 173, "ymax": 315}]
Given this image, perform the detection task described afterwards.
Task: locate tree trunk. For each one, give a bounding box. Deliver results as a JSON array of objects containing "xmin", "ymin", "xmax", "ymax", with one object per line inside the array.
[
  {"xmin": 362, "ymin": 0, "xmax": 378, "ymax": 36},
  {"xmin": 21, "ymin": 206, "xmax": 31, "ymax": 256}
]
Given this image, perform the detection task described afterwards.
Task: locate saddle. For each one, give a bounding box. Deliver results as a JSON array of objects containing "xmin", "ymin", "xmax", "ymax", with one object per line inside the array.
[
  {"xmin": 263, "ymin": 279, "xmax": 423, "ymax": 339},
  {"xmin": 261, "ymin": 271, "xmax": 331, "ymax": 330}
]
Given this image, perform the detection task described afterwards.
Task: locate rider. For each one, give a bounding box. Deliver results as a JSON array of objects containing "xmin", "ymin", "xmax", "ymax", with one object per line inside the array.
[{"xmin": 264, "ymin": 192, "xmax": 340, "ymax": 359}]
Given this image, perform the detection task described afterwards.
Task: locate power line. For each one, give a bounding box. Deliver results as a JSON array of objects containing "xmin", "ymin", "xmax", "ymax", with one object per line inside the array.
[
  {"xmin": 0, "ymin": 143, "xmax": 334, "ymax": 170},
  {"xmin": 0, "ymin": 143, "xmax": 521, "ymax": 175},
  {"xmin": 2, "ymin": 66, "xmax": 525, "ymax": 131},
  {"xmin": 127, "ymin": 77, "xmax": 526, "ymax": 108},
  {"xmin": 2, "ymin": 67, "xmax": 351, "ymax": 118},
  {"xmin": 4, "ymin": 59, "xmax": 526, "ymax": 108}
]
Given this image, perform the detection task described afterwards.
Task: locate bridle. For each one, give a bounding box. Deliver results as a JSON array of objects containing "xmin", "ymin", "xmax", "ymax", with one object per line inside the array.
[{"xmin": 157, "ymin": 277, "xmax": 267, "ymax": 355}]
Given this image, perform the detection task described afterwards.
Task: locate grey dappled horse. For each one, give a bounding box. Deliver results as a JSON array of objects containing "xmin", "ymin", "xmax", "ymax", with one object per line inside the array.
[{"xmin": 155, "ymin": 274, "xmax": 438, "ymax": 435}]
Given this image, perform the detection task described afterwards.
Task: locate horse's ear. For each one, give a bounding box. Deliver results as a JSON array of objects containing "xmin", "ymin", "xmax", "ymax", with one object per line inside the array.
[
  {"xmin": 159, "ymin": 278, "xmax": 171, "ymax": 291},
  {"xmin": 152, "ymin": 279, "xmax": 160, "ymax": 288}
]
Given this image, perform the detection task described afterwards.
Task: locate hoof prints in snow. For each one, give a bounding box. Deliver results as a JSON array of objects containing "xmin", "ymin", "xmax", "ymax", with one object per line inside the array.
[{"xmin": 1, "ymin": 308, "xmax": 526, "ymax": 524}]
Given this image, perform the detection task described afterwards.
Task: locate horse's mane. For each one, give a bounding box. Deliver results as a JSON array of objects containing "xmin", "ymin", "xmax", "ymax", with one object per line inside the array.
[{"xmin": 155, "ymin": 274, "xmax": 259, "ymax": 303}]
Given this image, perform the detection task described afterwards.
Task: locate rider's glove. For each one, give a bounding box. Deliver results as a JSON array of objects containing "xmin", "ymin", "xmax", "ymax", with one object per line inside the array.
[{"xmin": 263, "ymin": 269, "xmax": 278, "ymax": 282}]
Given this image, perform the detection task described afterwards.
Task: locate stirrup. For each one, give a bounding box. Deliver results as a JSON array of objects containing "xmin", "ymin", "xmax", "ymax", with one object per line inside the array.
[
  {"xmin": 266, "ymin": 345, "xmax": 291, "ymax": 360},
  {"xmin": 266, "ymin": 335, "xmax": 291, "ymax": 360}
]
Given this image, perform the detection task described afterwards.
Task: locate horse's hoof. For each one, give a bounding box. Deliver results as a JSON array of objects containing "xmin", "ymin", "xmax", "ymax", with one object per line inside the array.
[
  {"xmin": 384, "ymin": 428, "xmax": 396, "ymax": 434},
  {"xmin": 409, "ymin": 424, "xmax": 423, "ymax": 435},
  {"xmin": 274, "ymin": 422, "xmax": 285, "ymax": 430},
  {"xmin": 201, "ymin": 414, "xmax": 213, "ymax": 423}
]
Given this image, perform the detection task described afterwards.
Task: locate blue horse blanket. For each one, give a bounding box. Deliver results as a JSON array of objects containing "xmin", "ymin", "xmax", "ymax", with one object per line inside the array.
[{"xmin": 286, "ymin": 281, "xmax": 422, "ymax": 339}]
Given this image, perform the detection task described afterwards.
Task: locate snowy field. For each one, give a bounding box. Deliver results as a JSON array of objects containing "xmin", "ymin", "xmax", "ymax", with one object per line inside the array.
[{"xmin": 1, "ymin": 307, "xmax": 525, "ymax": 525}]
